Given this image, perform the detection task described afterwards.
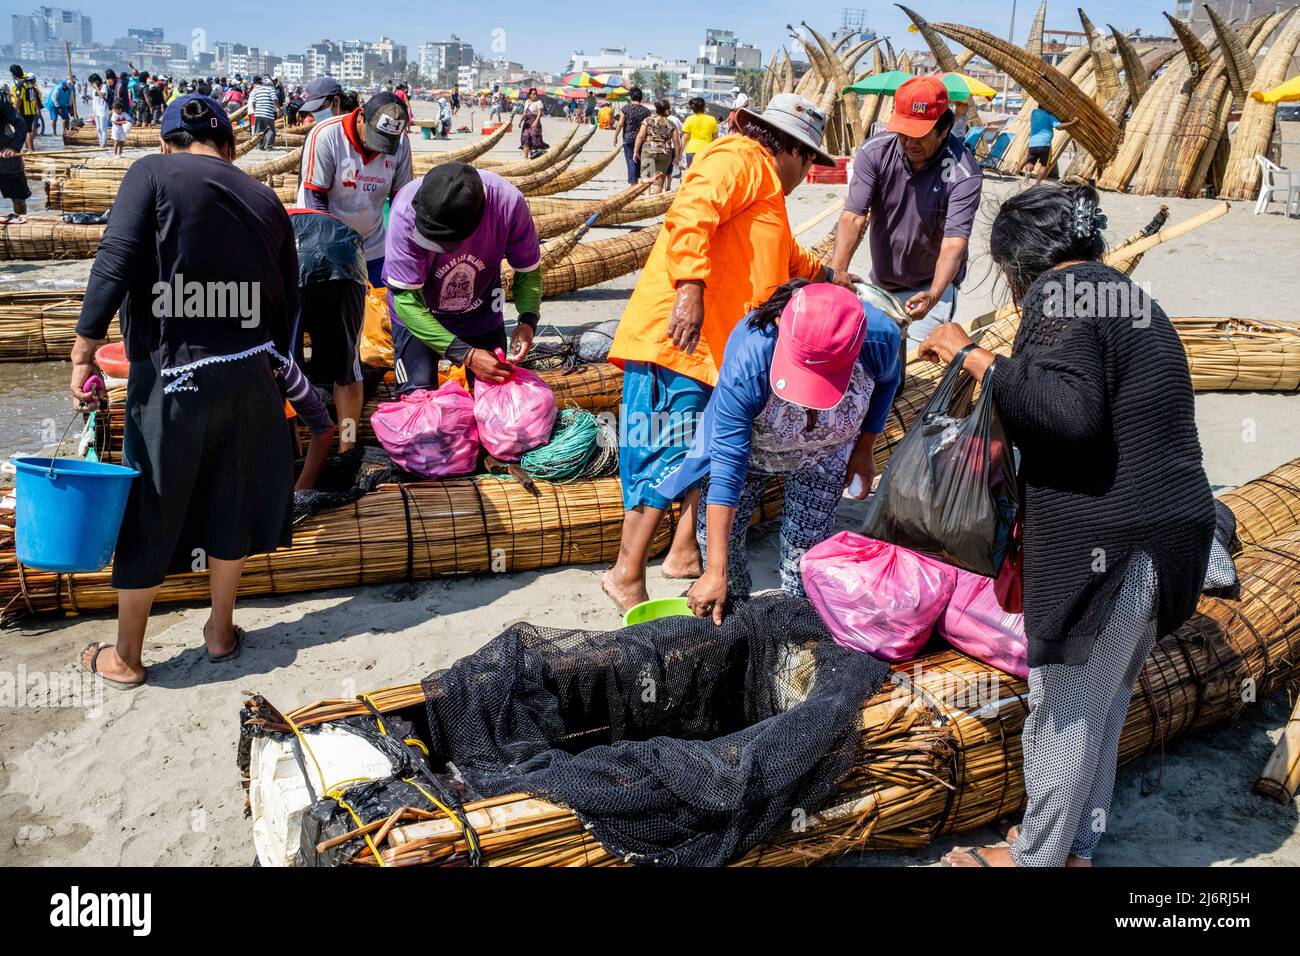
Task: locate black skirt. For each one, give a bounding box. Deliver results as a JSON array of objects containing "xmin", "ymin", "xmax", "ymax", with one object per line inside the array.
[{"xmin": 111, "ymin": 353, "xmax": 294, "ymax": 590}]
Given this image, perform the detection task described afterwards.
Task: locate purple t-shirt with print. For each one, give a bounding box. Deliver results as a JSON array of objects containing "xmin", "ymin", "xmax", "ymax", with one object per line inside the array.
[{"xmin": 382, "ymin": 170, "xmax": 541, "ymax": 337}]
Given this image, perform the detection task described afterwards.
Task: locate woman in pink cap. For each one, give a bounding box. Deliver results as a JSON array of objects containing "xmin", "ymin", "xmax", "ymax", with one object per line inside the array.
[{"xmin": 656, "ymin": 280, "xmax": 902, "ymax": 623}]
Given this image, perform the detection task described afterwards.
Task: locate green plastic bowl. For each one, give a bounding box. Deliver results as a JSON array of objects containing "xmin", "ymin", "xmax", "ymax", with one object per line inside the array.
[{"xmin": 622, "ymin": 596, "xmax": 693, "ymax": 628}]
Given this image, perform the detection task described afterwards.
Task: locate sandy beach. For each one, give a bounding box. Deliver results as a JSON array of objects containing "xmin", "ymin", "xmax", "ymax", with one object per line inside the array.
[{"xmin": 2, "ymin": 113, "xmax": 1299, "ymax": 867}]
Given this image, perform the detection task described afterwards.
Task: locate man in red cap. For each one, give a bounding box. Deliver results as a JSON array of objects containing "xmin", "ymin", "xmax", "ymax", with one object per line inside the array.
[{"xmin": 829, "ymin": 74, "xmax": 983, "ymax": 344}]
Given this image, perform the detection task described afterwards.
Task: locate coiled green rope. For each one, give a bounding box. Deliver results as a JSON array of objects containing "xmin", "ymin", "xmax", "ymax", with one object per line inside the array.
[{"xmin": 520, "ymin": 408, "xmax": 617, "ymax": 483}]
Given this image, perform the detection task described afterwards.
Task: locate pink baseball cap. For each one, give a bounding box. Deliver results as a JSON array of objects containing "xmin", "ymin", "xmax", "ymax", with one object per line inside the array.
[{"xmin": 770, "ymin": 283, "xmax": 867, "ymax": 411}]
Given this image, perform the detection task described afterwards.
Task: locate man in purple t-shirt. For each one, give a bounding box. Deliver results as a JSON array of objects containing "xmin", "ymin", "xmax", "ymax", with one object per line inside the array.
[
  {"xmin": 830, "ymin": 76, "xmax": 983, "ymax": 344},
  {"xmin": 383, "ymin": 163, "xmax": 543, "ymax": 393}
]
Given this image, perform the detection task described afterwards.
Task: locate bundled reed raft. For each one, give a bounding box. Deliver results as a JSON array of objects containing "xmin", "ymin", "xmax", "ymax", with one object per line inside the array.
[
  {"xmin": 237, "ymin": 456, "xmax": 1300, "ymax": 866},
  {"xmin": 501, "ymin": 226, "xmax": 660, "ymax": 300},
  {"xmin": 0, "ymin": 476, "xmax": 783, "ymax": 622},
  {"xmin": 1173, "ymin": 317, "xmax": 1300, "ymax": 392},
  {"xmin": 0, "ymin": 217, "xmax": 104, "ymax": 262},
  {"xmin": 526, "ymin": 143, "xmax": 623, "ymax": 197},
  {"xmin": 411, "ymin": 122, "xmax": 513, "ymax": 175},
  {"xmin": 500, "ymin": 153, "xmax": 581, "ymax": 196},
  {"xmin": 62, "ymin": 125, "xmax": 160, "ymax": 148},
  {"xmin": 475, "ymin": 126, "xmax": 581, "ymax": 176},
  {"xmin": 932, "ymin": 21, "xmax": 1121, "ymax": 166},
  {"xmin": 525, "ymin": 191, "xmax": 675, "ymax": 226},
  {"xmin": 1221, "ymin": 8, "xmax": 1300, "ymax": 200},
  {"xmin": 0, "ymin": 290, "xmax": 117, "ymax": 361},
  {"xmin": 532, "ymin": 181, "xmax": 652, "ymax": 239},
  {"xmin": 1255, "ymin": 698, "xmax": 1300, "ymax": 803},
  {"xmin": 44, "ymin": 177, "xmax": 119, "ymax": 213}
]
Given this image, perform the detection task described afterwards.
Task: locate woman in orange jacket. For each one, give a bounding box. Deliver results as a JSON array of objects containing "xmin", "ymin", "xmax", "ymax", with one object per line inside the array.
[{"xmin": 603, "ymin": 94, "xmax": 859, "ymax": 612}]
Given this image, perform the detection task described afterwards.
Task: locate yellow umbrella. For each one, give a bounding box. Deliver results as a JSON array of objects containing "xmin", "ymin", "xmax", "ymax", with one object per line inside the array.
[
  {"xmin": 946, "ymin": 72, "xmax": 998, "ymax": 99},
  {"xmin": 1251, "ymin": 75, "xmax": 1300, "ymax": 104}
]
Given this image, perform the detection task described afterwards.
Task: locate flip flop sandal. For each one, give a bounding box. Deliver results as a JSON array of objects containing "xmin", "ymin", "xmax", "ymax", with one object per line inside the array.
[
  {"xmin": 2, "ymin": 214, "xmax": 27, "ymax": 226},
  {"xmin": 944, "ymin": 847, "xmax": 993, "ymax": 867},
  {"xmin": 206, "ymin": 625, "xmax": 244, "ymax": 662},
  {"xmin": 79, "ymin": 641, "xmax": 146, "ymax": 689}
]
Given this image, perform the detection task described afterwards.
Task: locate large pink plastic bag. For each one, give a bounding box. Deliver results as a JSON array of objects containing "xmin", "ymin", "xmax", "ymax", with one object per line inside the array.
[
  {"xmin": 801, "ymin": 531, "xmax": 957, "ymax": 662},
  {"xmin": 939, "ymin": 570, "xmax": 1028, "ymax": 678},
  {"xmin": 371, "ymin": 381, "xmax": 480, "ymax": 478},
  {"xmin": 473, "ymin": 354, "xmax": 558, "ymax": 461}
]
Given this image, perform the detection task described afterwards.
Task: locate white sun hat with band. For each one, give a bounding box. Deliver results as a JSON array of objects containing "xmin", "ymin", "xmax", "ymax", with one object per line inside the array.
[{"xmin": 733, "ymin": 93, "xmax": 836, "ymax": 167}]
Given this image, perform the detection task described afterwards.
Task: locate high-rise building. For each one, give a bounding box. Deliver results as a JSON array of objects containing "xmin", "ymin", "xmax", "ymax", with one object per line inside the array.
[
  {"xmin": 418, "ymin": 36, "xmax": 475, "ymax": 87},
  {"xmin": 10, "ymin": 6, "xmax": 93, "ymax": 57},
  {"xmin": 127, "ymin": 27, "xmax": 164, "ymax": 44}
]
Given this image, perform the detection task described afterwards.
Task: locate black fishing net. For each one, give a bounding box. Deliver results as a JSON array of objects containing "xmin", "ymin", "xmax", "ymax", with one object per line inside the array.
[
  {"xmin": 517, "ymin": 319, "xmax": 619, "ymax": 371},
  {"xmin": 291, "ymin": 445, "xmax": 405, "ymax": 523},
  {"xmin": 419, "ymin": 593, "xmax": 891, "ymax": 866}
]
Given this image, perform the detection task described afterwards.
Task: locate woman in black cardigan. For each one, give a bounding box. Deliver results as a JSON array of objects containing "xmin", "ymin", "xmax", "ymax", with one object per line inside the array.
[{"xmin": 919, "ymin": 184, "xmax": 1215, "ymax": 866}]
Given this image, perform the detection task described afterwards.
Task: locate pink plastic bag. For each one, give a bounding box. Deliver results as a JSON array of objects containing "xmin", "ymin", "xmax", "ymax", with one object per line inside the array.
[
  {"xmin": 801, "ymin": 531, "xmax": 957, "ymax": 662},
  {"xmin": 939, "ymin": 570, "xmax": 1028, "ymax": 678},
  {"xmin": 473, "ymin": 352, "xmax": 558, "ymax": 461},
  {"xmin": 371, "ymin": 381, "xmax": 480, "ymax": 478}
]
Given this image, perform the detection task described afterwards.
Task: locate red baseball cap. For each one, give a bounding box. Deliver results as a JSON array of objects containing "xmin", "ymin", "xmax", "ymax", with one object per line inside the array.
[
  {"xmin": 887, "ymin": 75, "xmax": 950, "ymax": 138},
  {"xmin": 770, "ymin": 284, "xmax": 867, "ymax": 411}
]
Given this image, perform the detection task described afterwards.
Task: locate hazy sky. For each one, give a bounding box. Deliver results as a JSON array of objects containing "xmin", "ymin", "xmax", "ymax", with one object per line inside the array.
[{"xmin": 11, "ymin": 1, "xmax": 1182, "ymax": 70}]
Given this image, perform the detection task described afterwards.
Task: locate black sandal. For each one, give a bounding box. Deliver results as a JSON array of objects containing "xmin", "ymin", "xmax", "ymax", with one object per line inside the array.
[
  {"xmin": 79, "ymin": 641, "xmax": 146, "ymax": 689},
  {"xmin": 206, "ymin": 625, "xmax": 244, "ymax": 662}
]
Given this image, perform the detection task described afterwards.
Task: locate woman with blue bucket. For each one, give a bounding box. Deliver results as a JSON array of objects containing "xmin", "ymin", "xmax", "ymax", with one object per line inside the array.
[{"xmin": 62, "ymin": 93, "xmax": 330, "ymax": 689}]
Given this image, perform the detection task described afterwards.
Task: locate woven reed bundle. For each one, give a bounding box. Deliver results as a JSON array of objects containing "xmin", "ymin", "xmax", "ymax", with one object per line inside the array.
[
  {"xmin": 1026, "ymin": 0, "xmax": 1047, "ymax": 57},
  {"xmin": 274, "ymin": 184, "xmax": 297, "ymax": 204},
  {"xmin": 502, "ymin": 226, "xmax": 660, "ymax": 301},
  {"xmin": 1172, "ymin": 317, "xmax": 1300, "ymax": 391},
  {"xmin": 475, "ymin": 126, "xmax": 580, "ymax": 175},
  {"xmin": 0, "ymin": 476, "xmax": 783, "ymax": 622},
  {"xmin": 933, "ymin": 22, "xmax": 1121, "ymax": 167},
  {"xmin": 1130, "ymin": 19, "xmax": 1217, "ymax": 197},
  {"xmin": 0, "ymin": 290, "xmax": 117, "ymax": 361},
  {"xmin": 1219, "ymin": 458, "xmax": 1300, "ymax": 548},
  {"xmin": 1078, "ymin": 10, "xmax": 1120, "ymax": 106},
  {"xmin": 897, "ymin": 7, "xmax": 978, "ymax": 131},
  {"xmin": 997, "ymin": 44, "xmax": 1094, "ymax": 175},
  {"xmin": 63, "ymin": 125, "xmax": 160, "ymax": 148},
  {"xmin": 411, "ymin": 121, "xmax": 514, "ymax": 175},
  {"xmin": 0, "ymin": 217, "xmax": 104, "ymax": 262},
  {"xmin": 1220, "ymin": 8, "xmax": 1300, "ymax": 199},
  {"xmin": 526, "ymin": 143, "xmax": 623, "ymax": 197},
  {"xmin": 525, "ymin": 191, "xmax": 675, "ymax": 225},
  {"xmin": 1207, "ymin": 7, "xmax": 1257, "ymax": 110},
  {"xmin": 532, "ymin": 181, "xmax": 652, "ymax": 239},
  {"xmin": 1068, "ymin": 46, "xmax": 1179, "ymax": 182},
  {"xmin": 44, "ymin": 177, "xmax": 119, "ymax": 213},
  {"xmin": 23, "ymin": 151, "xmax": 109, "ymax": 179},
  {"xmin": 501, "ymin": 152, "xmax": 581, "ymax": 196},
  {"xmin": 243, "ymin": 148, "xmax": 304, "ymax": 181},
  {"xmin": 1255, "ymin": 697, "xmax": 1300, "ymax": 802},
  {"xmin": 240, "ymin": 471, "xmax": 1300, "ymax": 867}
]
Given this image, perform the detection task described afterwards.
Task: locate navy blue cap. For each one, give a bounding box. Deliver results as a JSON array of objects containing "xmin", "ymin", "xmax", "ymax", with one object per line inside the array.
[{"xmin": 160, "ymin": 93, "xmax": 233, "ymax": 138}]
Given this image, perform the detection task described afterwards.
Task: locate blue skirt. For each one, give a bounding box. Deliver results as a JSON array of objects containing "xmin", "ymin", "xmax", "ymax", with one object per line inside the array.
[{"xmin": 617, "ymin": 361, "xmax": 711, "ymax": 510}]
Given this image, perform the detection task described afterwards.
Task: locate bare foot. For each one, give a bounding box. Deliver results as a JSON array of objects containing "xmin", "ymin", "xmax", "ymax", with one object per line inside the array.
[
  {"xmin": 660, "ymin": 556, "xmax": 703, "ymax": 580},
  {"xmin": 601, "ymin": 567, "xmax": 648, "ymax": 611},
  {"xmin": 1002, "ymin": 826, "xmax": 1093, "ymax": 867},
  {"xmin": 79, "ymin": 642, "xmax": 146, "ymax": 686},
  {"xmin": 202, "ymin": 621, "xmax": 240, "ymax": 658}
]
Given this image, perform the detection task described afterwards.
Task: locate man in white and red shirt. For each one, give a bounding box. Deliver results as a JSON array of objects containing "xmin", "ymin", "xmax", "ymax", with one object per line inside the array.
[{"xmin": 297, "ymin": 88, "xmax": 413, "ymax": 287}]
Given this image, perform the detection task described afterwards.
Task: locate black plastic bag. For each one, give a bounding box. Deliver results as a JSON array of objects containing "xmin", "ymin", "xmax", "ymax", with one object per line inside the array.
[{"xmin": 863, "ymin": 348, "xmax": 1019, "ymax": 577}]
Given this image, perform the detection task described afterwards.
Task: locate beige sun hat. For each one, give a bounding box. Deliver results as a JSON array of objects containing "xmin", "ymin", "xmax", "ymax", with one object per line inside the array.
[{"xmin": 733, "ymin": 93, "xmax": 836, "ymax": 167}]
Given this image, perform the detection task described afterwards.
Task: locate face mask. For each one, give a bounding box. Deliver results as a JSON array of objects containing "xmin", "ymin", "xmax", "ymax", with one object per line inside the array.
[{"xmin": 312, "ymin": 105, "xmax": 334, "ymax": 124}]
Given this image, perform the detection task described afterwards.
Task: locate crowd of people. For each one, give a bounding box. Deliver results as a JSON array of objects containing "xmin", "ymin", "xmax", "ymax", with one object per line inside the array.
[{"xmin": 4, "ymin": 57, "xmax": 1217, "ymax": 869}]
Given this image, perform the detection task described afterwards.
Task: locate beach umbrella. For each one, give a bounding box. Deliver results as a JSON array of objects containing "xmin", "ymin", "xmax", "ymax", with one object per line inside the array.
[
  {"xmin": 842, "ymin": 70, "xmax": 914, "ymax": 95},
  {"xmin": 563, "ymin": 71, "xmax": 599, "ymax": 87},
  {"xmin": 940, "ymin": 72, "xmax": 998, "ymax": 101},
  {"xmin": 1252, "ymin": 75, "xmax": 1300, "ymax": 104},
  {"xmin": 592, "ymin": 73, "xmax": 625, "ymax": 88}
]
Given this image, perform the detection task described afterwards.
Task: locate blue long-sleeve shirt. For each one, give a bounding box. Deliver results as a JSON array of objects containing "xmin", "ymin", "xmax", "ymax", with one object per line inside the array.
[{"xmin": 656, "ymin": 304, "xmax": 901, "ymax": 508}]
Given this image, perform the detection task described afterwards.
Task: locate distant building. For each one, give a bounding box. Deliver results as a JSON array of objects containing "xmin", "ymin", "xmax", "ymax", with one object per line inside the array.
[
  {"xmin": 127, "ymin": 27, "xmax": 163, "ymax": 45},
  {"xmin": 280, "ymin": 54, "xmax": 305, "ymax": 84},
  {"xmin": 1177, "ymin": 0, "xmax": 1300, "ymax": 34},
  {"xmin": 367, "ymin": 36, "xmax": 407, "ymax": 66},
  {"xmin": 10, "ymin": 6, "xmax": 93, "ymax": 58},
  {"xmin": 418, "ymin": 36, "xmax": 475, "ymax": 87},
  {"xmin": 686, "ymin": 28, "xmax": 761, "ymax": 101}
]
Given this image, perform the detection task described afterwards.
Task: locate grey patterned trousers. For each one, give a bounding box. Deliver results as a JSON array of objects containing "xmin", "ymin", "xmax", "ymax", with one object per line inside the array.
[
  {"xmin": 696, "ymin": 443, "xmax": 851, "ymax": 599},
  {"xmin": 1011, "ymin": 553, "xmax": 1160, "ymax": 866}
]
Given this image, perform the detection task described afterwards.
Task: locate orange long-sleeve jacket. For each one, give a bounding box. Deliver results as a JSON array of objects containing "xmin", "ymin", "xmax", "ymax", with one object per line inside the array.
[{"xmin": 608, "ymin": 135, "xmax": 825, "ymax": 387}]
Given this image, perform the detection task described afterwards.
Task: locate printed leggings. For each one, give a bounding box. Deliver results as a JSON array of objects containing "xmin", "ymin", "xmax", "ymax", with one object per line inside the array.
[{"xmin": 696, "ymin": 442, "xmax": 851, "ymax": 599}]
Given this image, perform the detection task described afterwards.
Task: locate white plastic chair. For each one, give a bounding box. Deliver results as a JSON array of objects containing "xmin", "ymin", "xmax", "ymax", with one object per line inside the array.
[{"xmin": 1254, "ymin": 156, "xmax": 1300, "ymax": 217}]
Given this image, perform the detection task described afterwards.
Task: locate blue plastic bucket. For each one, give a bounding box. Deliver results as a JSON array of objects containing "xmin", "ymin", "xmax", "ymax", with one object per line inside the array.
[{"xmin": 13, "ymin": 456, "xmax": 139, "ymax": 572}]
